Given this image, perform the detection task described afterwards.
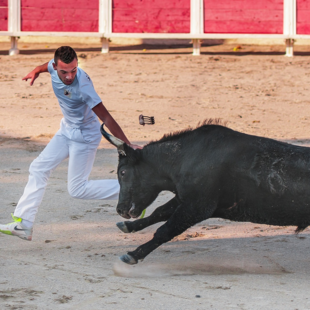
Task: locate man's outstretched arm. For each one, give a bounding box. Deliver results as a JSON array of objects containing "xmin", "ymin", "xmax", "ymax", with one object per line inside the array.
[
  {"xmin": 22, "ymin": 62, "xmax": 49, "ymax": 86},
  {"xmin": 92, "ymin": 102, "xmax": 142, "ymax": 149}
]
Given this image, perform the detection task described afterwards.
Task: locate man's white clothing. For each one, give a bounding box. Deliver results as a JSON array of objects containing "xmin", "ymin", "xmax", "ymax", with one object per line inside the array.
[
  {"xmin": 14, "ymin": 60, "xmax": 119, "ymax": 223},
  {"xmin": 48, "ymin": 59, "xmax": 99, "ymax": 127}
]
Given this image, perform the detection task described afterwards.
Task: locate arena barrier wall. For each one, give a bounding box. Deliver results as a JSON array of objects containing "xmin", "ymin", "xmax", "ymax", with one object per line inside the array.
[{"xmin": 0, "ymin": 0, "xmax": 307, "ymax": 56}]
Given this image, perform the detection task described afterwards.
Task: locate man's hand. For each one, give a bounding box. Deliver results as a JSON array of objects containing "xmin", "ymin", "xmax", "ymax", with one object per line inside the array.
[
  {"xmin": 22, "ymin": 62, "xmax": 49, "ymax": 86},
  {"xmin": 129, "ymin": 143, "xmax": 143, "ymax": 150},
  {"xmin": 22, "ymin": 70, "xmax": 40, "ymax": 86},
  {"xmin": 93, "ymin": 103, "xmax": 133, "ymax": 145}
]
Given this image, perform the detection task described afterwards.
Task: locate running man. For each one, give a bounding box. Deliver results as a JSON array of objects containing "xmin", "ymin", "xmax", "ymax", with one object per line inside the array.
[{"xmin": 0, "ymin": 46, "xmax": 140, "ymax": 241}]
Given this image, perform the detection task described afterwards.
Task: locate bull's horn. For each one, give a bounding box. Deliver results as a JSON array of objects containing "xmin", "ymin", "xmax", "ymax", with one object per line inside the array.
[{"xmin": 100, "ymin": 123, "xmax": 126, "ymax": 156}]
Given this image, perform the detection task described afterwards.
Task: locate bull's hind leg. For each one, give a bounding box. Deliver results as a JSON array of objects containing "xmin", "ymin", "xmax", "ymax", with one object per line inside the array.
[
  {"xmin": 116, "ymin": 197, "xmax": 179, "ymax": 233},
  {"xmin": 120, "ymin": 201, "xmax": 216, "ymax": 264}
]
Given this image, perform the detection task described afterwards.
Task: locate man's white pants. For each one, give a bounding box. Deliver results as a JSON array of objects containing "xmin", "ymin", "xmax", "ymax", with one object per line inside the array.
[{"xmin": 14, "ymin": 124, "xmax": 119, "ymax": 223}]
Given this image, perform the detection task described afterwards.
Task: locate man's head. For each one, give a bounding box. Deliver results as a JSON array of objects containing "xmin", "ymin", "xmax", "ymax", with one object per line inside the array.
[{"xmin": 53, "ymin": 46, "xmax": 78, "ymax": 85}]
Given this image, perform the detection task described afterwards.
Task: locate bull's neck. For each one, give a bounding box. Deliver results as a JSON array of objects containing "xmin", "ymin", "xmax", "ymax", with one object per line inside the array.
[{"xmin": 142, "ymin": 141, "xmax": 181, "ymax": 192}]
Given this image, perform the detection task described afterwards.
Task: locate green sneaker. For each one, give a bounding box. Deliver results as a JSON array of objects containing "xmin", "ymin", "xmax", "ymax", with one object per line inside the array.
[{"xmin": 0, "ymin": 214, "xmax": 32, "ymax": 241}]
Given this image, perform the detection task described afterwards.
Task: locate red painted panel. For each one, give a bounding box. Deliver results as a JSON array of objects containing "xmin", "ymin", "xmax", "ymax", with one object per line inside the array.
[
  {"xmin": 297, "ymin": 10, "xmax": 310, "ymax": 22},
  {"xmin": 297, "ymin": 0, "xmax": 310, "ymax": 34},
  {"xmin": 0, "ymin": 6, "xmax": 7, "ymax": 31},
  {"xmin": 0, "ymin": 20, "xmax": 7, "ymax": 31},
  {"xmin": 113, "ymin": 0, "xmax": 189, "ymax": 9},
  {"xmin": 0, "ymin": 0, "xmax": 8, "ymax": 6},
  {"xmin": 297, "ymin": 25, "xmax": 310, "ymax": 34},
  {"xmin": 0, "ymin": 7, "xmax": 7, "ymax": 18},
  {"xmin": 22, "ymin": 8, "xmax": 98, "ymax": 21},
  {"xmin": 297, "ymin": 0, "xmax": 310, "ymax": 9},
  {"xmin": 204, "ymin": 0, "xmax": 283, "ymax": 34},
  {"xmin": 204, "ymin": 0, "xmax": 283, "ymax": 10},
  {"xmin": 204, "ymin": 21, "xmax": 283, "ymax": 34},
  {"xmin": 204, "ymin": 9, "xmax": 282, "ymax": 21},
  {"xmin": 113, "ymin": 9, "xmax": 190, "ymax": 21},
  {"xmin": 21, "ymin": 0, "xmax": 99, "ymax": 32},
  {"xmin": 21, "ymin": 20, "xmax": 98, "ymax": 32},
  {"xmin": 112, "ymin": 0, "xmax": 190, "ymax": 33},
  {"xmin": 21, "ymin": 0, "xmax": 98, "ymax": 9},
  {"xmin": 113, "ymin": 20, "xmax": 190, "ymax": 33}
]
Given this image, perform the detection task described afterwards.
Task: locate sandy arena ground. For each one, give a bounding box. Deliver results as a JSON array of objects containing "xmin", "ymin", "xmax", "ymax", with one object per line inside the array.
[{"xmin": 1, "ymin": 42, "xmax": 310, "ymax": 309}]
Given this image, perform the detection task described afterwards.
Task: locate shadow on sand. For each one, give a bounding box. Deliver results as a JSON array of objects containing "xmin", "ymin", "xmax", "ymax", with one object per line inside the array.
[{"xmin": 1, "ymin": 44, "xmax": 309, "ymax": 56}]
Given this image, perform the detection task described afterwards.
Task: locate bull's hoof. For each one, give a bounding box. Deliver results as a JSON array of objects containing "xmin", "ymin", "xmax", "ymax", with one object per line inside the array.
[
  {"xmin": 116, "ymin": 221, "xmax": 130, "ymax": 233},
  {"xmin": 120, "ymin": 254, "xmax": 138, "ymax": 265}
]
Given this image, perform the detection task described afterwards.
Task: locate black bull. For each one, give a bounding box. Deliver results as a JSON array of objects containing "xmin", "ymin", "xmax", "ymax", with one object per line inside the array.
[{"xmin": 101, "ymin": 122, "xmax": 310, "ymax": 265}]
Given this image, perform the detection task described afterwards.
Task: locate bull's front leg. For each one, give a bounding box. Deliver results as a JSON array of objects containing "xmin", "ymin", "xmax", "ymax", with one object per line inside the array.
[
  {"xmin": 116, "ymin": 197, "xmax": 179, "ymax": 233},
  {"xmin": 120, "ymin": 201, "xmax": 216, "ymax": 264}
]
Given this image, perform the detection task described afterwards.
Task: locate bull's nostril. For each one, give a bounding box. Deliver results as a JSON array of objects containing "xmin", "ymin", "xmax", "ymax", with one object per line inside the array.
[{"xmin": 116, "ymin": 208, "xmax": 130, "ymax": 219}]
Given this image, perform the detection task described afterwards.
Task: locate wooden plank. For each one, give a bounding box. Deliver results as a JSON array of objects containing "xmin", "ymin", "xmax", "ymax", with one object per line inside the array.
[
  {"xmin": 297, "ymin": 0, "xmax": 310, "ymax": 10},
  {"xmin": 297, "ymin": 0, "xmax": 310, "ymax": 34},
  {"xmin": 204, "ymin": 20, "xmax": 283, "ymax": 34},
  {"xmin": 203, "ymin": 0, "xmax": 283, "ymax": 34},
  {"xmin": 61, "ymin": 9, "xmax": 98, "ymax": 21},
  {"xmin": 112, "ymin": 0, "xmax": 190, "ymax": 33},
  {"xmin": 0, "ymin": 6, "xmax": 7, "ymax": 31},
  {"xmin": 148, "ymin": 20, "xmax": 190, "ymax": 33},
  {"xmin": 21, "ymin": 0, "xmax": 98, "ymax": 9},
  {"xmin": 204, "ymin": 0, "xmax": 283, "ymax": 10},
  {"xmin": 112, "ymin": 22, "xmax": 190, "ymax": 33},
  {"xmin": 112, "ymin": 0, "xmax": 190, "ymax": 9},
  {"xmin": 297, "ymin": 10, "xmax": 310, "ymax": 22},
  {"xmin": 297, "ymin": 25, "xmax": 310, "ymax": 34},
  {"xmin": 0, "ymin": 20, "xmax": 7, "ymax": 31},
  {"xmin": 296, "ymin": 11, "xmax": 310, "ymax": 34},
  {"xmin": 21, "ymin": 1, "xmax": 99, "ymax": 32},
  {"xmin": 21, "ymin": 20, "xmax": 98, "ymax": 32},
  {"xmin": 112, "ymin": 20, "xmax": 190, "ymax": 33},
  {"xmin": 0, "ymin": 5, "xmax": 7, "ymax": 35},
  {"xmin": 21, "ymin": 8, "xmax": 98, "ymax": 21},
  {"xmin": 204, "ymin": 9, "xmax": 282, "ymax": 21},
  {"xmin": 0, "ymin": 7, "xmax": 7, "ymax": 19},
  {"xmin": 113, "ymin": 8, "xmax": 190, "ymax": 21},
  {"xmin": 14, "ymin": 31, "xmax": 102, "ymax": 36}
]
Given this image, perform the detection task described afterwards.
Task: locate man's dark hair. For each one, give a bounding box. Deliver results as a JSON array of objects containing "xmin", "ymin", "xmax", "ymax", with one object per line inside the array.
[{"xmin": 54, "ymin": 46, "xmax": 77, "ymax": 65}]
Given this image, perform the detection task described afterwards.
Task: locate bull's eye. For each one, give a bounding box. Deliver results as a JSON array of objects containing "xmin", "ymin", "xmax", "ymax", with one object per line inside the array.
[{"xmin": 120, "ymin": 170, "xmax": 126, "ymax": 177}]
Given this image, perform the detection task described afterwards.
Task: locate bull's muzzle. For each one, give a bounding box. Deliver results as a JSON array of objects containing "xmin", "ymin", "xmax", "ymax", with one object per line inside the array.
[
  {"xmin": 117, "ymin": 202, "xmax": 140, "ymax": 219},
  {"xmin": 128, "ymin": 203, "xmax": 139, "ymax": 218},
  {"xmin": 116, "ymin": 205, "xmax": 131, "ymax": 219}
]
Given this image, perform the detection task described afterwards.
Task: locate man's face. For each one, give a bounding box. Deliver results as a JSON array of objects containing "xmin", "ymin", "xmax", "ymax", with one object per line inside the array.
[{"xmin": 52, "ymin": 58, "xmax": 78, "ymax": 85}]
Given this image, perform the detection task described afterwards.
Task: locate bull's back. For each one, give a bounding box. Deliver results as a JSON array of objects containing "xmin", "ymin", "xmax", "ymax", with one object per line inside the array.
[
  {"xmin": 210, "ymin": 129, "xmax": 310, "ymax": 227},
  {"xmin": 183, "ymin": 126, "xmax": 310, "ymax": 227}
]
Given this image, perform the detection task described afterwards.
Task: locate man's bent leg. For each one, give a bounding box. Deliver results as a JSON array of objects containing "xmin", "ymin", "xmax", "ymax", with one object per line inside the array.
[
  {"xmin": 13, "ymin": 132, "xmax": 69, "ymax": 223},
  {"xmin": 67, "ymin": 139, "xmax": 119, "ymax": 200}
]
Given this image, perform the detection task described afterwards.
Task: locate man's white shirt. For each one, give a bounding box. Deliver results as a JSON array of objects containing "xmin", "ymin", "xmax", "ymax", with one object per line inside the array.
[{"xmin": 48, "ymin": 59, "xmax": 102, "ymax": 142}]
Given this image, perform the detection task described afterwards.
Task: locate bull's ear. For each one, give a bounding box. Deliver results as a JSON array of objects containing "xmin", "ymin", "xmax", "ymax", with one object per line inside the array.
[
  {"xmin": 116, "ymin": 144, "xmax": 126, "ymax": 156},
  {"xmin": 121, "ymin": 144, "xmax": 142, "ymax": 164}
]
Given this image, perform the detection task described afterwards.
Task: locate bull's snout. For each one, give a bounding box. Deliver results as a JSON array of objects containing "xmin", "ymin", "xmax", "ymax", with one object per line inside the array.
[
  {"xmin": 117, "ymin": 202, "xmax": 141, "ymax": 219},
  {"xmin": 116, "ymin": 204, "xmax": 131, "ymax": 219},
  {"xmin": 128, "ymin": 203, "xmax": 140, "ymax": 218}
]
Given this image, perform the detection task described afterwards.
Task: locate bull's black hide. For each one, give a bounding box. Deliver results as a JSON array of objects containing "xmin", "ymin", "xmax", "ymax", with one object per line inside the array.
[{"xmin": 101, "ymin": 121, "xmax": 310, "ymax": 264}]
